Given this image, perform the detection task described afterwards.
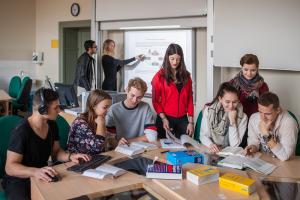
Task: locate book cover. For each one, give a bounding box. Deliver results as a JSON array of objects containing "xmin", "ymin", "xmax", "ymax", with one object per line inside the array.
[
  {"xmin": 219, "ymin": 173, "xmax": 256, "ymax": 195},
  {"xmin": 166, "ymin": 150, "xmax": 206, "ymax": 165},
  {"xmin": 187, "ymin": 165, "xmax": 219, "ymax": 185},
  {"xmin": 146, "ymin": 161, "xmax": 182, "ymax": 180}
]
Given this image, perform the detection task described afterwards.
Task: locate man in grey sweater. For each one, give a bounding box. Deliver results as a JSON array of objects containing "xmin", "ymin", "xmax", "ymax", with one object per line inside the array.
[
  {"xmin": 106, "ymin": 77, "xmax": 157, "ymax": 145},
  {"xmin": 245, "ymin": 92, "xmax": 299, "ymax": 161}
]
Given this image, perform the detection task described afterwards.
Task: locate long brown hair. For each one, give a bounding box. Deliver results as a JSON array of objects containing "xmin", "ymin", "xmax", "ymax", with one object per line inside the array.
[
  {"xmin": 161, "ymin": 43, "xmax": 190, "ymax": 85},
  {"xmin": 80, "ymin": 90, "xmax": 112, "ymax": 133}
]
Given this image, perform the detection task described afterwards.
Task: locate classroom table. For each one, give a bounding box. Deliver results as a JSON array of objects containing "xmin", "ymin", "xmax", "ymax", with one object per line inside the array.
[
  {"xmin": 38, "ymin": 112, "xmax": 300, "ymax": 200},
  {"xmin": 30, "ymin": 141, "xmax": 300, "ymax": 200}
]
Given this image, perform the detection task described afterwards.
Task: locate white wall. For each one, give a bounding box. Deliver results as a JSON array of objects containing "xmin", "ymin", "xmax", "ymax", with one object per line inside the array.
[
  {"xmin": 96, "ymin": 0, "xmax": 207, "ymax": 21},
  {"xmin": 35, "ymin": 0, "xmax": 92, "ymax": 83},
  {"xmin": 0, "ymin": 0, "xmax": 36, "ymax": 90}
]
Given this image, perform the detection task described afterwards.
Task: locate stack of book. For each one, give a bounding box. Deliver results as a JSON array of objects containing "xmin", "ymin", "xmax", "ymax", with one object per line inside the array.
[
  {"xmin": 186, "ymin": 165, "xmax": 220, "ymax": 185},
  {"xmin": 146, "ymin": 161, "xmax": 182, "ymax": 180}
]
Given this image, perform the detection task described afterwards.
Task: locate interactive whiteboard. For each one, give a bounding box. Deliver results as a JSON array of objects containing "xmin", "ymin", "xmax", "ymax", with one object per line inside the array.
[{"xmin": 124, "ymin": 30, "xmax": 194, "ymax": 94}]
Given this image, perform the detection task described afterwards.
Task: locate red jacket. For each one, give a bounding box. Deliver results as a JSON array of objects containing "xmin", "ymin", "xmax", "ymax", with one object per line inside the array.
[{"xmin": 151, "ymin": 70, "xmax": 194, "ymax": 118}]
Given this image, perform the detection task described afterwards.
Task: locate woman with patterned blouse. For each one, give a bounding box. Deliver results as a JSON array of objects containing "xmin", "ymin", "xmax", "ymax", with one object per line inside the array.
[{"xmin": 67, "ymin": 90, "xmax": 112, "ymax": 156}]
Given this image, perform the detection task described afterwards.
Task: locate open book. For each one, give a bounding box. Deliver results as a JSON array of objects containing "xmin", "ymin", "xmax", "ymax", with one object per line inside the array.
[
  {"xmin": 82, "ymin": 164, "xmax": 126, "ymax": 179},
  {"xmin": 160, "ymin": 131, "xmax": 201, "ymax": 149},
  {"xmin": 218, "ymin": 155, "xmax": 277, "ymax": 175},
  {"xmin": 217, "ymin": 147, "xmax": 261, "ymax": 158},
  {"xmin": 115, "ymin": 141, "xmax": 157, "ymax": 156}
]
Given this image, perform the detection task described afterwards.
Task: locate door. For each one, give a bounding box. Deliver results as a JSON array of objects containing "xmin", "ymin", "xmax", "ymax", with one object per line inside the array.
[{"xmin": 63, "ymin": 27, "xmax": 91, "ymax": 85}]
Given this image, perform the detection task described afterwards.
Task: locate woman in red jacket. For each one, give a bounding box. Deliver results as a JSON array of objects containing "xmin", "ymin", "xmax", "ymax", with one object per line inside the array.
[
  {"xmin": 230, "ymin": 54, "xmax": 269, "ymax": 118},
  {"xmin": 152, "ymin": 43, "xmax": 194, "ymax": 139}
]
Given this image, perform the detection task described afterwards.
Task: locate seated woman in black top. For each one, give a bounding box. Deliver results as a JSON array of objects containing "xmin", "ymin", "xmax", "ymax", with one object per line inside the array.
[
  {"xmin": 2, "ymin": 88, "xmax": 90, "ymax": 200},
  {"xmin": 101, "ymin": 39, "xmax": 144, "ymax": 91}
]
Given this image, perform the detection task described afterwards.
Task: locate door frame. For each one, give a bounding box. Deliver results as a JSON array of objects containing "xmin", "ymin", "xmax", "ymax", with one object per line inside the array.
[{"xmin": 59, "ymin": 20, "xmax": 91, "ymax": 83}]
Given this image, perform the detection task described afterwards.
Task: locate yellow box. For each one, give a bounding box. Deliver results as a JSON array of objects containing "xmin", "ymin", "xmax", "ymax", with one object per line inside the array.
[{"xmin": 219, "ymin": 173, "xmax": 256, "ymax": 195}]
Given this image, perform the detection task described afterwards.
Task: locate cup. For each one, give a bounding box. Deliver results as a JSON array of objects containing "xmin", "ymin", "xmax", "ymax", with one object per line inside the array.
[{"xmin": 145, "ymin": 129, "xmax": 158, "ymax": 142}]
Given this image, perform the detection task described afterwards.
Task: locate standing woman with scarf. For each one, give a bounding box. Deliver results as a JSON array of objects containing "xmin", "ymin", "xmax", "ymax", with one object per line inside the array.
[
  {"xmin": 230, "ymin": 54, "xmax": 269, "ymax": 118},
  {"xmin": 152, "ymin": 43, "xmax": 194, "ymax": 139},
  {"xmin": 200, "ymin": 82, "xmax": 248, "ymax": 153}
]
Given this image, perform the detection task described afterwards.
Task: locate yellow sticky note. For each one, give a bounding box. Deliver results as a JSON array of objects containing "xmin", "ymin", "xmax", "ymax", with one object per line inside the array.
[{"xmin": 51, "ymin": 40, "xmax": 59, "ymax": 48}]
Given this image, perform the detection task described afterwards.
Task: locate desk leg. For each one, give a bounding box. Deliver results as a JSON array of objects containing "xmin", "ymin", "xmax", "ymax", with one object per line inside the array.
[{"xmin": 4, "ymin": 101, "xmax": 9, "ymax": 115}]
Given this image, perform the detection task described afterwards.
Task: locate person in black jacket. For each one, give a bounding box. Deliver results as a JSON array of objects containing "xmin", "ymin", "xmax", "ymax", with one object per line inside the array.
[
  {"xmin": 101, "ymin": 39, "xmax": 144, "ymax": 91},
  {"xmin": 73, "ymin": 40, "xmax": 97, "ymax": 93}
]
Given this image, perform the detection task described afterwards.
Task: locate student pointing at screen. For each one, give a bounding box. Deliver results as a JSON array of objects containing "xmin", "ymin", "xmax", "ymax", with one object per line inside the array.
[{"xmin": 101, "ymin": 39, "xmax": 144, "ymax": 91}]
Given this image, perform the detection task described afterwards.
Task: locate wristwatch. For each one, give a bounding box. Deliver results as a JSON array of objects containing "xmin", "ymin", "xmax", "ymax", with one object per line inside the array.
[{"xmin": 262, "ymin": 134, "xmax": 273, "ymax": 143}]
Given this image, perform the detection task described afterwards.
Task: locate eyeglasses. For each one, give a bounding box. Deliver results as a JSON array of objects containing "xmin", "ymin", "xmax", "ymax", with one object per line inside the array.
[{"xmin": 92, "ymin": 46, "xmax": 98, "ymax": 49}]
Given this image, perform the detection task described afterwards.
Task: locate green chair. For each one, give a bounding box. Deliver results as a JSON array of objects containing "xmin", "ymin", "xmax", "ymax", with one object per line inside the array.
[
  {"xmin": 0, "ymin": 115, "xmax": 22, "ymax": 199},
  {"xmin": 12, "ymin": 77, "xmax": 32, "ymax": 114},
  {"xmin": 8, "ymin": 76, "xmax": 21, "ymax": 98},
  {"xmin": 194, "ymin": 110, "xmax": 203, "ymax": 142},
  {"xmin": 56, "ymin": 115, "xmax": 70, "ymax": 150},
  {"xmin": 288, "ymin": 111, "xmax": 300, "ymax": 156}
]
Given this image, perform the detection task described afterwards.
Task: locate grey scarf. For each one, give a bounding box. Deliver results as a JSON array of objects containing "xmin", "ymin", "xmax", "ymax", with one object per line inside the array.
[{"xmin": 207, "ymin": 101, "xmax": 244, "ymax": 146}]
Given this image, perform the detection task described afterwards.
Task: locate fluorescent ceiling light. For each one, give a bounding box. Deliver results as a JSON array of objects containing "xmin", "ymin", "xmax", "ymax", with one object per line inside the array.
[{"xmin": 119, "ymin": 25, "xmax": 181, "ymax": 30}]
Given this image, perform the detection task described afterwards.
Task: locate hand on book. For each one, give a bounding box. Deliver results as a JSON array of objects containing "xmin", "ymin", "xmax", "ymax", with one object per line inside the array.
[
  {"xmin": 118, "ymin": 137, "xmax": 129, "ymax": 146},
  {"xmin": 245, "ymin": 145, "xmax": 258, "ymax": 156},
  {"xmin": 209, "ymin": 144, "xmax": 221, "ymax": 153}
]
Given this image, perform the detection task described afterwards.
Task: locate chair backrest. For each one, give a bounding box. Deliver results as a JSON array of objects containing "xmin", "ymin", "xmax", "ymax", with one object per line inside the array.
[
  {"xmin": 288, "ymin": 111, "xmax": 300, "ymax": 156},
  {"xmin": 16, "ymin": 77, "xmax": 32, "ymax": 108},
  {"xmin": 8, "ymin": 76, "xmax": 21, "ymax": 98},
  {"xmin": 0, "ymin": 115, "xmax": 22, "ymax": 178},
  {"xmin": 194, "ymin": 110, "xmax": 203, "ymax": 142},
  {"xmin": 55, "ymin": 115, "xmax": 70, "ymax": 150}
]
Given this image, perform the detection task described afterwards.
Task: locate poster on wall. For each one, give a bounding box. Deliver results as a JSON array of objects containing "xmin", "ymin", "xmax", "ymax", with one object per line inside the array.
[{"xmin": 124, "ymin": 29, "xmax": 194, "ymax": 95}]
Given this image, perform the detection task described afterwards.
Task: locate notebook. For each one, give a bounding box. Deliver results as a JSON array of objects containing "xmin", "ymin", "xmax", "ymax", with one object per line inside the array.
[
  {"xmin": 115, "ymin": 142, "xmax": 157, "ymax": 156},
  {"xmin": 82, "ymin": 164, "xmax": 126, "ymax": 180},
  {"xmin": 146, "ymin": 161, "xmax": 182, "ymax": 180}
]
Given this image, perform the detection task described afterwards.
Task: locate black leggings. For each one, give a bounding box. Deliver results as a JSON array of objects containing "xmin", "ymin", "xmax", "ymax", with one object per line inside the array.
[{"xmin": 156, "ymin": 115, "xmax": 189, "ymax": 139}]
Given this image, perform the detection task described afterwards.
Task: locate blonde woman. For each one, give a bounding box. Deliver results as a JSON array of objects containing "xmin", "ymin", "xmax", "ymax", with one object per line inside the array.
[{"xmin": 101, "ymin": 39, "xmax": 144, "ymax": 91}]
